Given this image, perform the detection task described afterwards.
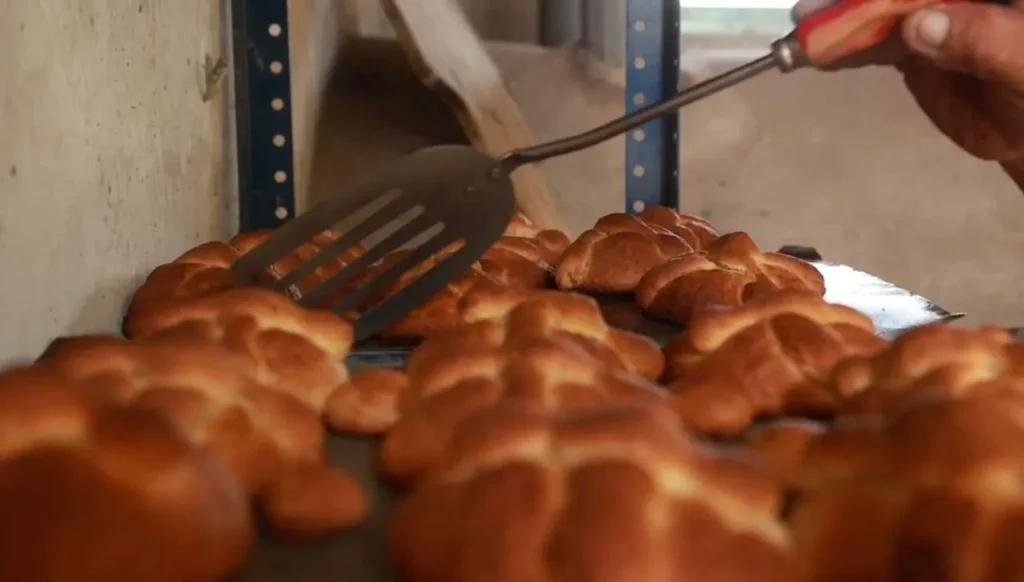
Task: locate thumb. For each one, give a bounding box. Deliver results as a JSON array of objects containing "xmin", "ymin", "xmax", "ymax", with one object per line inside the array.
[{"xmin": 901, "ymin": 3, "xmax": 1024, "ymax": 88}]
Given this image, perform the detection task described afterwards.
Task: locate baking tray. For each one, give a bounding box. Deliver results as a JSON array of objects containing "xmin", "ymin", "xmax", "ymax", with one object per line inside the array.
[
  {"xmin": 246, "ymin": 248, "xmax": 964, "ymax": 581},
  {"xmin": 345, "ymin": 247, "xmax": 963, "ymax": 370},
  {"xmin": 244, "ymin": 435, "xmax": 396, "ymax": 582}
]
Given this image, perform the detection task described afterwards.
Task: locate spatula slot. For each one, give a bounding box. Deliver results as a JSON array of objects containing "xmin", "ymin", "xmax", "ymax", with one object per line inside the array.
[
  {"xmin": 231, "ymin": 144, "xmax": 518, "ymax": 341},
  {"xmin": 328, "ymin": 188, "xmax": 403, "ymax": 238},
  {"xmin": 316, "ymin": 228, "xmax": 460, "ymax": 316},
  {"xmin": 349, "ymin": 235, "xmax": 482, "ymax": 341},
  {"xmin": 273, "ymin": 190, "xmax": 422, "ymax": 292},
  {"xmin": 297, "ymin": 212, "xmax": 446, "ymax": 309}
]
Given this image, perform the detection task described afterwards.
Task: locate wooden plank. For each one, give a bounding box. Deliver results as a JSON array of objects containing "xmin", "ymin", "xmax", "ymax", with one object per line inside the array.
[{"xmin": 379, "ymin": 0, "xmax": 568, "ymax": 232}]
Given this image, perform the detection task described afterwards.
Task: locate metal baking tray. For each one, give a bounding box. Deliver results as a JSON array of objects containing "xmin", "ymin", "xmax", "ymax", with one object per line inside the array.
[
  {"xmin": 247, "ymin": 247, "xmax": 965, "ymax": 581},
  {"xmin": 244, "ymin": 435, "xmax": 396, "ymax": 582},
  {"xmin": 345, "ymin": 247, "xmax": 963, "ymax": 369}
]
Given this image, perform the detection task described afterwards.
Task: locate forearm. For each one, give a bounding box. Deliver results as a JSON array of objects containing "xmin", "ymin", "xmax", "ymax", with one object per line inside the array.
[{"xmin": 1003, "ymin": 159, "xmax": 1024, "ymax": 193}]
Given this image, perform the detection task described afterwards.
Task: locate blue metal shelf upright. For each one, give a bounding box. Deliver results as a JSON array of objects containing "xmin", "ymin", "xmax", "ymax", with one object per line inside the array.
[
  {"xmin": 232, "ymin": 0, "xmax": 681, "ymax": 227},
  {"xmin": 232, "ymin": 0, "xmax": 296, "ymax": 232},
  {"xmin": 625, "ymin": 0, "xmax": 681, "ymax": 214}
]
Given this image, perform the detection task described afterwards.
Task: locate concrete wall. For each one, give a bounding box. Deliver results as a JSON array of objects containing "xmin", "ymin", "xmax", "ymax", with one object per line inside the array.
[
  {"xmin": 0, "ymin": 0, "xmax": 349, "ymax": 365},
  {"xmin": 0, "ymin": 0, "xmax": 231, "ymax": 364}
]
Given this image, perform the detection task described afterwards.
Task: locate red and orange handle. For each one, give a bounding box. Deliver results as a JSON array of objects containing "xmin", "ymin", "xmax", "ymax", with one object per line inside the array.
[{"xmin": 795, "ymin": 0, "xmax": 1009, "ymax": 66}]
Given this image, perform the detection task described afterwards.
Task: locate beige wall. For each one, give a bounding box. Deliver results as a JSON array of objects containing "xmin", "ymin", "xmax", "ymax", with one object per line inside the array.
[{"xmin": 0, "ymin": 0, "xmax": 230, "ymax": 364}]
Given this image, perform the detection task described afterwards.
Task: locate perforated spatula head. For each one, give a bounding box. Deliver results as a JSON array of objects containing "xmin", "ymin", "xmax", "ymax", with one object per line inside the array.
[{"xmin": 231, "ymin": 145, "xmax": 516, "ymax": 341}]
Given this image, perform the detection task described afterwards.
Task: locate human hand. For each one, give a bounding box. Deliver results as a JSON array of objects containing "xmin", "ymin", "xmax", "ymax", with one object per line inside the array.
[{"xmin": 792, "ymin": 0, "xmax": 1024, "ymax": 164}]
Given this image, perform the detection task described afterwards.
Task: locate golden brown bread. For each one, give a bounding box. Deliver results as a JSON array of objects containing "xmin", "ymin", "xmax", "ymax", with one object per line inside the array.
[
  {"xmin": 36, "ymin": 335, "xmax": 324, "ymax": 491},
  {"xmin": 744, "ymin": 419, "xmax": 828, "ymax": 488},
  {"xmin": 125, "ymin": 229, "xmax": 364, "ymax": 337},
  {"xmin": 555, "ymin": 212, "xmax": 698, "ymax": 293},
  {"xmin": 378, "ymin": 335, "xmax": 670, "ymax": 485},
  {"xmin": 118, "ymin": 288, "xmax": 353, "ymax": 411},
  {"xmin": 364, "ymin": 215, "xmax": 571, "ymax": 338},
  {"xmin": 453, "ymin": 286, "xmax": 665, "ymax": 380},
  {"xmin": 636, "ymin": 232, "xmax": 826, "ymax": 326},
  {"xmin": 663, "ymin": 293, "xmax": 887, "ymax": 435},
  {"xmin": 484, "ymin": 212, "xmax": 572, "ymax": 289},
  {"xmin": 35, "ymin": 335, "xmax": 367, "ymax": 539},
  {"xmin": 478, "ymin": 233, "xmax": 568, "ymax": 289},
  {"xmin": 829, "ymin": 323, "xmax": 1024, "ymax": 414},
  {"xmin": 260, "ymin": 464, "xmax": 369, "ymax": 540},
  {"xmin": 230, "ymin": 229, "xmax": 366, "ymax": 297},
  {"xmin": 637, "ymin": 206, "xmax": 719, "ymax": 249},
  {"xmin": 788, "ymin": 392, "xmax": 1024, "ymax": 582},
  {"xmin": 332, "ymin": 286, "xmax": 666, "ymax": 439},
  {"xmin": 0, "ymin": 366, "xmax": 252, "ymax": 582},
  {"xmin": 357, "ymin": 244, "xmax": 501, "ymax": 339},
  {"xmin": 325, "ymin": 367, "xmax": 411, "ymax": 435},
  {"xmin": 390, "ymin": 402, "xmax": 800, "ymax": 582}
]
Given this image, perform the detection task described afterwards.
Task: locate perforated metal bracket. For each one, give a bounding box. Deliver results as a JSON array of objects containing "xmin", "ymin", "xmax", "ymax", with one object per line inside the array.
[
  {"xmin": 231, "ymin": 0, "xmax": 296, "ymax": 232},
  {"xmin": 624, "ymin": 0, "xmax": 681, "ymax": 214}
]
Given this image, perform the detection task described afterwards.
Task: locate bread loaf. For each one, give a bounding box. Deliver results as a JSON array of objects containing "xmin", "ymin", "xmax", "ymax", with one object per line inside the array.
[
  {"xmin": 362, "ymin": 213, "xmax": 571, "ymax": 338},
  {"xmin": 36, "ymin": 335, "xmax": 367, "ymax": 538},
  {"xmin": 555, "ymin": 212, "xmax": 698, "ymax": 293},
  {"xmin": 453, "ymin": 286, "xmax": 664, "ymax": 380},
  {"xmin": 636, "ymin": 206, "xmax": 719, "ymax": 249},
  {"xmin": 789, "ymin": 392, "xmax": 1024, "ymax": 582},
  {"xmin": 390, "ymin": 402, "xmax": 800, "ymax": 582},
  {"xmin": 477, "ymin": 212, "xmax": 571, "ymax": 289},
  {"xmin": 478, "ymin": 235, "xmax": 566, "ymax": 289},
  {"xmin": 663, "ymin": 293, "xmax": 886, "ymax": 435},
  {"xmin": 357, "ymin": 244, "xmax": 500, "ymax": 339},
  {"xmin": 744, "ymin": 419, "xmax": 827, "ymax": 488},
  {"xmin": 127, "ymin": 212, "xmax": 566, "ymax": 344},
  {"xmin": 125, "ymin": 229, "xmax": 364, "ymax": 338},
  {"xmin": 636, "ymin": 232, "xmax": 825, "ymax": 326},
  {"xmin": 378, "ymin": 335, "xmax": 670, "ymax": 484},
  {"xmin": 119, "ymin": 288, "xmax": 353, "ymax": 411},
  {"xmin": 37, "ymin": 335, "xmax": 322, "ymax": 491},
  {"xmin": 830, "ymin": 324, "xmax": 1024, "ymax": 415},
  {"xmin": 0, "ymin": 366, "xmax": 252, "ymax": 582},
  {"xmin": 325, "ymin": 367, "xmax": 411, "ymax": 435}
]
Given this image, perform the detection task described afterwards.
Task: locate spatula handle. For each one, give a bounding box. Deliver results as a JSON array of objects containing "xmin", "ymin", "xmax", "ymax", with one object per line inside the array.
[
  {"xmin": 504, "ymin": 0, "xmax": 1009, "ymax": 168},
  {"xmin": 794, "ymin": 0, "xmax": 1010, "ymax": 67}
]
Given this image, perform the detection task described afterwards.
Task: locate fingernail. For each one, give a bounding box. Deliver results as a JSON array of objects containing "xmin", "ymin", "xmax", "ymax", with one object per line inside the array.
[{"xmin": 908, "ymin": 10, "xmax": 951, "ymax": 55}]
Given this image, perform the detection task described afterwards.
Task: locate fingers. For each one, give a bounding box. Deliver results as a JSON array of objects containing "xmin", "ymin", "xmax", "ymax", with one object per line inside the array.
[
  {"xmin": 901, "ymin": 3, "xmax": 1024, "ymax": 90},
  {"xmin": 790, "ymin": 0, "xmax": 837, "ymax": 22}
]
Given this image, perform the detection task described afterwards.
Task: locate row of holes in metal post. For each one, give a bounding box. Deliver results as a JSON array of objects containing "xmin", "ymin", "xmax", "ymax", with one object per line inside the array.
[
  {"xmin": 626, "ymin": 17, "xmax": 680, "ymax": 213},
  {"xmin": 628, "ymin": 19, "xmax": 650, "ymax": 213},
  {"xmin": 268, "ymin": 23, "xmax": 290, "ymax": 220}
]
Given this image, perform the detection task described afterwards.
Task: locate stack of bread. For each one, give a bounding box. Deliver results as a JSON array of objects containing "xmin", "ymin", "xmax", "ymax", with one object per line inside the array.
[
  {"xmin": 2, "ymin": 230, "xmax": 372, "ymax": 581},
  {"xmin": 7, "ymin": 206, "xmax": 1024, "ymax": 581}
]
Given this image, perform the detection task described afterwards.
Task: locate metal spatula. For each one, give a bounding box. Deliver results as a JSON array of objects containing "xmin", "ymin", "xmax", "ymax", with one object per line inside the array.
[{"xmin": 230, "ymin": 57, "xmax": 778, "ymax": 340}]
